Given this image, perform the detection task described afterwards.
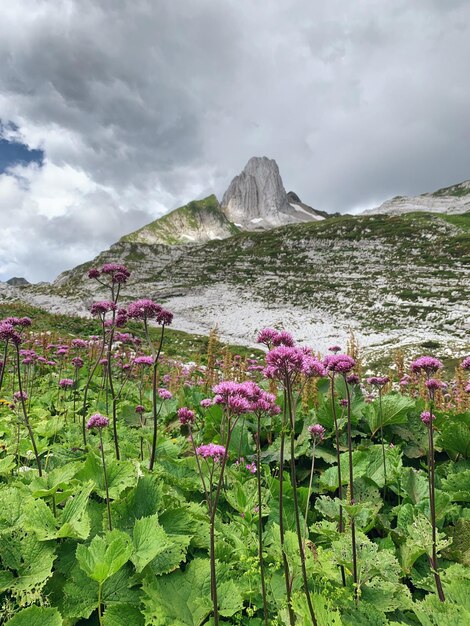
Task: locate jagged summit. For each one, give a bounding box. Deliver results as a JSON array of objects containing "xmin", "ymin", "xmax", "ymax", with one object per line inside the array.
[
  {"xmin": 221, "ymin": 156, "xmax": 325, "ymax": 229},
  {"xmin": 121, "ymin": 195, "xmax": 238, "ymax": 245},
  {"xmin": 362, "ymin": 180, "xmax": 470, "ymax": 216},
  {"xmin": 6, "ymin": 277, "xmax": 30, "ymax": 286}
]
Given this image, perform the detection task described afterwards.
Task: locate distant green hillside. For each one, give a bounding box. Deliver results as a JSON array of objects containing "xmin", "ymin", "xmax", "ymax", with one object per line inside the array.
[{"xmin": 121, "ymin": 195, "xmax": 239, "ymax": 245}]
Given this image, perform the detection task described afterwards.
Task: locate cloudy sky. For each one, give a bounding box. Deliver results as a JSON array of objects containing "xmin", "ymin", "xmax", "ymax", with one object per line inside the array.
[{"xmin": 1, "ymin": 0, "xmax": 469, "ymax": 282}]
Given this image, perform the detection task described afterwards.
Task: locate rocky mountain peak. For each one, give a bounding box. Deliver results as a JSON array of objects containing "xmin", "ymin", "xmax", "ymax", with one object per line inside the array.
[{"xmin": 221, "ymin": 156, "xmax": 325, "ymax": 229}]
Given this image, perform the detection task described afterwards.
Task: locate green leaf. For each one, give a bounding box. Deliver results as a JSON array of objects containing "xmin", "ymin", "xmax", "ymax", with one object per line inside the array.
[
  {"xmin": 0, "ymin": 531, "xmax": 56, "ymax": 592},
  {"xmin": 438, "ymin": 414, "xmax": 470, "ymax": 459},
  {"xmin": 366, "ymin": 394, "xmax": 414, "ymax": 436},
  {"xmin": 111, "ymin": 475, "xmax": 162, "ymax": 531},
  {"xmin": 76, "ymin": 529, "xmax": 132, "ymax": 583},
  {"xmin": 29, "ymin": 462, "xmax": 81, "ymax": 497},
  {"xmin": 5, "ymin": 606, "xmax": 62, "ymax": 626},
  {"xmin": 77, "ymin": 453, "xmax": 137, "ymax": 499},
  {"xmin": 0, "ymin": 454, "xmax": 15, "ymax": 475},
  {"xmin": 400, "ymin": 467, "xmax": 429, "ymax": 504},
  {"xmin": 103, "ymin": 604, "xmax": 144, "ymax": 626},
  {"xmin": 142, "ymin": 558, "xmax": 212, "ymax": 625},
  {"xmin": 24, "ymin": 482, "xmax": 93, "ymax": 540},
  {"xmin": 131, "ymin": 515, "xmax": 173, "ymax": 573}
]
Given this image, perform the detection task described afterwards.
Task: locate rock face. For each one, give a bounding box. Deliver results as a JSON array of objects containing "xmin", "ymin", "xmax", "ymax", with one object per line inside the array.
[
  {"xmin": 221, "ymin": 156, "xmax": 325, "ymax": 229},
  {"xmin": 121, "ymin": 195, "xmax": 238, "ymax": 245},
  {"xmin": 6, "ymin": 277, "xmax": 30, "ymax": 286},
  {"xmin": 362, "ymin": 181, "xmax": 470, "ymax": 216}
]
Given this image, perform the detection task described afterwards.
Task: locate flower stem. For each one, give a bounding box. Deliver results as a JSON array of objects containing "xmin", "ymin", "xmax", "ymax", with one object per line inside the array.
[
  {"xmin": 15, "ymin": 344, "xmax": 42, "ymax": 476},
  {"xmin": 256, "ymin": 414, "xmax": 269, "ymax": 626},
  {"xmin": 148, "ymin": 324, "xmax": 165, "ymax": 471},
  {"xmin": 100, "ymin": 430, "xmax": 112, "ymax": 531},
  {"xmin": 279, "ymin": 391, "xmax": 295, "ymax": 625},
  {"xmin": 331, "ymin": 374, "xmax": 346, "ymax": 586},
  {"xmin": 287, "ymin": 382, "xmax": 317, "ymax": 626},
  {"xmin": 344, "ymin": 377, "xmax": 358, "ymax": 599},
  {"xmin": 427, "ymin": 399, "xmax": 445, "ymax": 602}
]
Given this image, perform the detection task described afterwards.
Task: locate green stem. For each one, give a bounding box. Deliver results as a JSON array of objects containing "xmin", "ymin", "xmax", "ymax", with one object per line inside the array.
[
  {"xmin": 256, "ymin": 414, "xmax": 269, "ymax": 626},
  {"xmin": 98, "ymin": 582, "xmax": 103, "ymax": 626},
  {"xmin": 344, "ymin": 377, "xmax": 358, "ymax": 599},
  {"xmin": 100, "ymin": 430, "xmax": 112, "ymax": 531}
]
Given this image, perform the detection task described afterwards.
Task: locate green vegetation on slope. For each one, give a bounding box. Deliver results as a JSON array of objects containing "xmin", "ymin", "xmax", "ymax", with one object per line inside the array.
[{"xmin": 121, "ymin": 194, "xmax": 239, "ymax": 245}]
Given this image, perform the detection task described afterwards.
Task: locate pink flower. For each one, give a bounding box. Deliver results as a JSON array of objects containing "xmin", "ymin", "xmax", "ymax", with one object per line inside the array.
[
  {"xmin": 461, "ymin": 356, "xmax": 470, "ymax": 370},
  {"xmin": 158, "ymin": 388, "xmax": 173, "ymax": 400},
  {"xmin": 308, "ymin": 423, "xmax": 326, "ymax": 441},
  {"xmin": 128, "ymin": 299, "xmax": 162, "ymax": 320},
  {"xmin": 200, "ymin": 398, "xmax": 213, "ymax": 408},
  {"xmin": 13, "ymin": 390, "xmax": 28, "ymax": 402},
  {"xmin": 196, "ymin": 443, "xmax": 226, "ymax": 461},
  {"xmin": 135, "ymin": 405, "xmax": 145, "ymax": 414},
  {"xmin": 178, "ymin": 407, "xmax": 195, "ymax": 425},
  {"xmin": 367, "ymin": 376, "xmax": 390, "ymax": 387},
  {"xmin": 410, "ymin": 356, "xmax": 443, "ymax": 375},
  {"xmin": 156, "ymin": 309, "xmax": 173, "ymax": 326},
  {"xmin": 90, "ymin": 301, "xmax": 116, "ymax": 317},
  {"xmin": 134, "ymin": 355, "xmax": 154, "ymax": 366},
  {"xmin": 246, "ymin": 461, "xmax": 257, "ymax": 474},
  {"xmin": 256, "ymin": 327, "xmax": 280, "ymax": 347},
  {"xmin": 420, "ymin": 411, "xmax": 436, "ymax": 425},
  {"xmin": 425, "ymin": 378, "xmax": 444, "ymax": 391},
  {"xmin": 323, "ymin": 354, "xmax": 356, "ymax": 374},
  {"xmin": 328, "ymin": 345, "xmax": 342, "ymax": 353},
  {"xmin": 59, "ymin": 378, "xmax": 74, "ymax": 388},
  {"xmin": 86, "ymin": 413, "xmax": 109, "ymax": 429}
]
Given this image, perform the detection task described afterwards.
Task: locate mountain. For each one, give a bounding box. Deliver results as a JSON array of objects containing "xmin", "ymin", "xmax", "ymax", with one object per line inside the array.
[
  {"xmin": 362, "ymin": 180, "xmax": 470, "ymax": 216},
  {"xmin": 6, "ymin": 277, "xmax": 30, "ymax": 286},
  {"xmin": 120, "ymin": 195, "xmax": 238, "ymax": 245},
  {"xmin": 221, "ymin": 156, "xmax": 326, "ymax": 228},
  {"xmin": 7, "ymin": 211, "xmax": 469, "ymax": 358}
]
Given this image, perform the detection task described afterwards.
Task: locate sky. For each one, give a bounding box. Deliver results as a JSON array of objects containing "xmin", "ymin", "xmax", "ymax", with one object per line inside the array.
[{"xmin": 1, "ymin": 0, "xmax": 469, "ymax": 283}]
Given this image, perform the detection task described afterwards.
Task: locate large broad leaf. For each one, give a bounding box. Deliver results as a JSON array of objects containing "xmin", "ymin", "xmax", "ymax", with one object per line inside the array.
[
  {"xmin": 0, "ymin": 454, "xmax": 16, "ymax": 475},
  {"xmin": 103, "ymin": 604, "xmax": 144, "ymax": 626},
  {"xmin": 400, "ymin": 467, "xmax": 429, "ymax": 504},
  {"xmin": 441, "ymin": 470, "xmax": 470, "ymax": 502},
  {"xmin": 111, "ymin": 475, "xmax": 162, "ymax": 531},
  {"xmin": 77, "ymin": 453, "xmax": 137, "ymax": 499},
  {"xmin": 24, "ymin": 482, "xmax": 93, "ymax": 540},
  {"xmin": 365, "ymin": 394, "xmax": 415, "ymax": 437},
  {"xmin": 438, "ymin": 415, "xmax": 470, "ymax": 459},
  {"xmin": 0, "ymin": 530, "xmax": 56, "ymax": 593},
  {"xmin": 131, "ymin": 514, "xmax": 173, "ymax": 573},
  {"xmin": 76, "ymin": 529, "xmax": 132, "ymax": 583},
  {"xmin": 29, "ymin": 462, "xmax": 81, "ymax": 497},
  {"xmin": 142, "ymin": 557, "xmax": 243, "ymax": 625},
  {"xmin": 5, "ymin": 606, "xmax": 62, "ymax": 626},
  {"xmin": 62, "ymin": 563, "xmax": 141, "ymax": 621}
]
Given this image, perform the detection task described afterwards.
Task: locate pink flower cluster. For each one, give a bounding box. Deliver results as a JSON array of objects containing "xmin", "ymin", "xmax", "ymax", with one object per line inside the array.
[
  {"xmin": 59, "ymin": 378, "xmax": 74, "ymax": 388},
  {"xmin": 323, "ymin": 353, "xmax": 356, "ymax": 374},
  {"xmin": 264, "ymin": 346, "xmax": 325, "ymax": 381},
  {"xmin": 86, "ymin": 413, "xmax": 109, "ymax": 429},
  {"xmin": 308, "ymin": 423, "xmax": 326, "ymax": 441},
  {"xmin": 127, "ymin": 299, "xmax": 173, "ymax": 326},
  {"xmin": 420, "ymin": 411, "xmax": 436, "ymax": 425},
  {"xmin": 88, "ymin": 263, "xmax": 130, "ymax": 284},
  {"xmin": 212, "ymin": 380, "xmax": 280, "ymax": 415},
  {"xmin": 410, "ymin": 356, "xmax": 443, "ymax": 375},
  {"xmin": 178, "ymin": 407, "xmax": 195, "ymax": 425},
  {"xmin": 367, "ymin": 376, "xmax": 390, "ymax": 387},
  {"xmin": 257, "ymin": 328, "xmax": 295, "ymax": 348},
  {"xmin": 195, "ymin": 443, "xmax": 226, "ymax": 461}
]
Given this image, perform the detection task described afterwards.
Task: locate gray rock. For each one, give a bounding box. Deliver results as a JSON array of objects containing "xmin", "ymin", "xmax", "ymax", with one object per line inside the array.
[{"xmin": 221, "ymin": 156, "xmax": 325, "ymax": 229}]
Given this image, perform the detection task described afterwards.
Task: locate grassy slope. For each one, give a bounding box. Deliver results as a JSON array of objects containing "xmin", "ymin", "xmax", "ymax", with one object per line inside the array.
[
  {"xmin": 121, "ymin": 195, "xmax": 239, "ymax": 245},
  {"xmin": 0, "ymin": 303, "xmax": 261, "ymax": 362}
]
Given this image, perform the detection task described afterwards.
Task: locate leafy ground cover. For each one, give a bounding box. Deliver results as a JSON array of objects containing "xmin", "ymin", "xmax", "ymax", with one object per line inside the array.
[{"xmin": 0, "ymin": 265, "xmax": 469, "ymax": 625}]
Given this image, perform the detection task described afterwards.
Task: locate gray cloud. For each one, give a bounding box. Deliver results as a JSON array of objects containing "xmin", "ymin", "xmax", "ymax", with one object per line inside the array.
[{"xmin": 0, "ymin": 0, "xmax": 469, "ymax": 281}]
